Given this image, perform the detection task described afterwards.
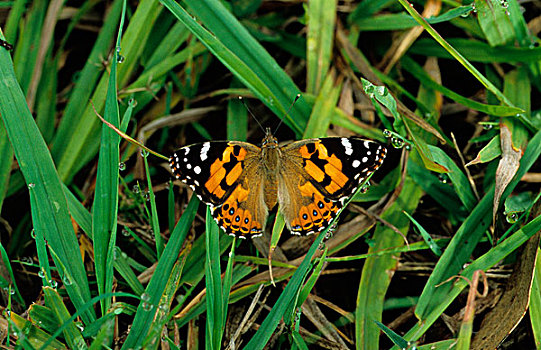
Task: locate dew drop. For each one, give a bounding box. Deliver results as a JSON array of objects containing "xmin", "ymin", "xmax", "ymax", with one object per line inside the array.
[
  {"xmin": 49, "ymin": 280, "xmax": 58, "ymax": 289},
  {"xmin": 438, "ymin": 174, "xmax": 451, "ymax": 184},
  {"xmin": 383, "ymin": 129, "xmax": 392, "ymax": 138},
  {"xmin": 119, "ymin": 162, "xmax": 126, "ymax": 171},
  {"xmin": 375, "ymin": 86, "xmax": 387, "ymax": 96},
  {"xmin": 63, "ymin": 275, "xmax": 73, "ymax": 286},
  {"xmin": 75, "ymin": 322, "xmax": 84, "ymax": 332},
  {"xmin": 142, "ymin": 302, "xmax": 152, "ymax": 311},
  {"xmin": 117, "ymin": 54, "xmax": 125, "ymax": 64},
  {"xmin": 132, "ymin": 185, "xmax": 140, "ymax": 193},
  {"xmin": 128, "ymin": 98, "xmax": 137, "ymax": 107},
  {"xmin": 122, "ymin": 227, "xmax": 130, "ymax": 237},
  {"xmin": 28, "ymin": 183, "xmax": 35, "ymax": 189},
  {"xmin": 30, "ymin": 229, "xmax": 36, "ymax": 239},
  {"xmin": 391, "ymin": 137, "xmax": 405, "ymax": 149},
  {"xmin": 141, "ymin": 293, "xmax": 151, "ymax": 302},
  {"xmin": 506, "ymin": 212, "xmax": 519, "ymax": 223},
  {"xmin": 21, "ymin": 256, "xmax": 33, "ymax": 264},
  {"xmin": 360, "ymin": 182, "xmax": 370, "ymax": 193},
  {"xmin": 38, "ymin": 269, "xmax": 46, "ymax": 278}
]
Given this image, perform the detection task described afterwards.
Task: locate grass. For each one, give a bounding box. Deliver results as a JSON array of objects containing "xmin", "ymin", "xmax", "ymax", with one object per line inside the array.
[{"xmin": 0, "ymin": 0, "xmax": 540, "ymax": 348}]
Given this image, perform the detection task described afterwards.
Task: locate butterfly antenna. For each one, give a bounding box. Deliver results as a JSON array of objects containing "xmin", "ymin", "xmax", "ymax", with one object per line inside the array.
[
  {"xmin": 239, "ymin": 96, "xmax": 265, "ymax": 134},
  {"xmin": 273, "ymin": 93, "xmax": 301, "ymax": 134}
]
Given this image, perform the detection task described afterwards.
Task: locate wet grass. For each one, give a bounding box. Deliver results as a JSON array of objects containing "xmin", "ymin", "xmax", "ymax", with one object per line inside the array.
[{"xmin": 0, "ymin": 0, "xmax": 540, "ymax": 349}]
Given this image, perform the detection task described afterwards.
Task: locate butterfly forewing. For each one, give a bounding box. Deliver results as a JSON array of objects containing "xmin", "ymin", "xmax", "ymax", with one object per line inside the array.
[{"xmin": 170, "ymin": 141, "xmax": 259, "ymax": 207}]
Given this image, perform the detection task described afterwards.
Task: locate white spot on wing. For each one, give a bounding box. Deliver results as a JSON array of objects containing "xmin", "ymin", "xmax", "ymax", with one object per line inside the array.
[
  {"xmin": 352, "ymin": 160, "xmax": 361, "ymax": 168},
  {"xmin": 184, "ymin": 147, "xmax": 190, "ymax": 155},
  {"xmin": 194, "ymin": 166, "xmax": 201, "ymax": 174},
  {"xmin": 200, "ymin": 142, "xmax": 210, "ymax": 161},
  {"xmin": 362, "ymin": 157, "xmax": 368, "ymax": 163},
  {"xmin": 364, "ymin": 141, "xmax": 370, "ymax": 148},
  {"xmin": 341, "ymin": 138, "xmax": 353, "ymax": 156}
]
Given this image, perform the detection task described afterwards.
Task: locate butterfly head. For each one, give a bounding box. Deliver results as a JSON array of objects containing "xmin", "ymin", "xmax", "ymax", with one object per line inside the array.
[{"xmin": 261, "ymin": 127, "xmax": 278, "ymax": 149}]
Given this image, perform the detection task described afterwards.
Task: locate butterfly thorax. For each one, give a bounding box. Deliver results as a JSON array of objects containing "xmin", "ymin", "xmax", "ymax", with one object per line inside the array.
[{"xmin": 260, "ymin": 129, "xmax": 280, "ymax": 209}]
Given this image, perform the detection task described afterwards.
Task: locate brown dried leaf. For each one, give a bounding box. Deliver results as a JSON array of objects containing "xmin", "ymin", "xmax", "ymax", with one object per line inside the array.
[
  {"xmin": 493, "ymin": 124, "xmax": 522, "ymax": 224},
  {"xmin": 471, "ymin": 232, "xmax": 540, "ymax": 349}
]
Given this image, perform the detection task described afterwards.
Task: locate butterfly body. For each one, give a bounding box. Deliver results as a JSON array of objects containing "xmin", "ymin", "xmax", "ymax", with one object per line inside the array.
[{"xmin": 170, "ymin": 128, "xmax": 386, "ymax": 239}]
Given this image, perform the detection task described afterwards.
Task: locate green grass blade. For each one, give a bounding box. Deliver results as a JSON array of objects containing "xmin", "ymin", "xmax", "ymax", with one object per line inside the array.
[
  {"xmin": 0, "ymin": 33, "xmax": 95, "ymax": 325},
  {"xmin": 54, "ymin": 0, "xmax": 162, "ymax": 183},
  {"xmin": 51, "ymin": 0, "xmax": 123, "ymax": 160},
  {"xmin": 243, "ymin": 231, "xmax": 327, "ymax": 349},
  {"xmin": 222, "ymin": 239, "xmax": 236, "ymax": 334},
  {"xmin": 121, "ymin": 196, "xmax": 199, "ymax": 349},
  {"xmin": 410, "ymin": 37, "xmax": 541, "ymax": 63},
  {"xmin": 43, "ymin": 287, "xmax": 87, "ymax": 350},
  {"xmin": 306, "ymin": 0, "xmax": 336, "ymax": 94},
  {"xmin": 227, "ymin": 80, "xmax": 248, "ymax": 141},
  {"xmin": 401, "ymin": 56, "xmax": 523, "ymax": 117},
  {"xmin": 11, "ymin": 0, "xmax": 47, "ymax": 95},
  {"xmin": 356, "ymin": 177, "xmax": 423, "ymax": 347},
  {"xmin": 475, "ymin": 0, "xmax": 514, "ymax": 46},
  {"xmin": 0, "ymin": 121, "xmax": 13, "ymax": 213},
  {"xmin": 143, "ymin": 153, "xmax": 164, "ymax": 257},
  {"xmin": 403, "ymin": 211, "xmax": 442, "ymax": 256},
  {"xmin": 0, "ymin": 242, "xmax": 25, "ymax": 305},
  {"xmin": 93, "ymin": 0, "xmax": 125, "ymax": 315},
  {"xmin": 531, "ymin": 251, "xmax": 541, "ymax": 347},
  {"xmin": 205, "ymin": 208, "xmax": 223, "ymax": 350},
  {"xmin": 415, "ymin": 128, "xmax": 541, "ymax": 321},
  {"xmin": 161, "ymin": 0, "xmax": 311, "ymax": 135},
  {"xmin": 428, "ymin": 145, "xmax": 476, "ymax": 210},
  {"xmin": 396, "ymin": 0, "xmax": 523, "ymax": 117},
  {"xmin": 303, "ymin": 73, "xmax": 341, "ymax": 138},
  {"xmin": 395, "ymin": 214, "xmax": 541, "ymax": 347}
]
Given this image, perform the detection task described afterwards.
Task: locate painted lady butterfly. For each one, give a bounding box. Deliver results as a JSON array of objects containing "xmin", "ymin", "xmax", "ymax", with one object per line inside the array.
[{"xmin": 169, "ymin": 128, "xmax": 386, "ymax": 238}]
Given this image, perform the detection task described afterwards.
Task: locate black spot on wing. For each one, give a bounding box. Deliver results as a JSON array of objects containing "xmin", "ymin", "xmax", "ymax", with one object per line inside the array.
[
  {"xmin": 169, "ymin": 141, "xmax": 238, "ymax": 206},
  {"xmin": 303, "ymin": 138, "xmax": 386, "ymax": 201}
]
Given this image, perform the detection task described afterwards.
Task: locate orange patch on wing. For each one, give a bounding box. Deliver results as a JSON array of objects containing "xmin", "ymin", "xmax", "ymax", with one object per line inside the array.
[
  {"xmin": 323, "ymin": 164, "xmax": 348, "ymax": 194},
  {"xmin": 315, "ymin": 142, "xmax": 329, "ymax": 157},
  {"xmin": 234, "ymin": 146, "xmax": 247, "ymax": 160},
  {"xmin": 299, "ymin": 144, "xmax": 317, "ymax": 158},
  {"xmin": 304, "ymin": 160, "xmax": 325, "ymax": 182},
  {"xmin": 205, "ymin": 166, "xmax": 226, "ymax": 197},
  {"xmin": 225, "ymin": 162, "xmax": 243, "ymax": 186},
  {"xmin": 298, "ymin": 180, "xmax": 319, "ymax": 197},
  {"xmin": 323, "ymin": 153, "xmax": 342, "ymax": 170}
]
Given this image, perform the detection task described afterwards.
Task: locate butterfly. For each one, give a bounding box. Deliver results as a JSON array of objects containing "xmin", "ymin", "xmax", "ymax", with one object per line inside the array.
[{"xmin": 169, "ymin": 128, "xmax": 386, "ymax": 239}]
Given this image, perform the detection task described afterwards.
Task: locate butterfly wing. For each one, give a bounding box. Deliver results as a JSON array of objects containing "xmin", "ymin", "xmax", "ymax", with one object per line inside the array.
[
  {"xmin": 278, "ymin": 138, "xmax": 386, "ymax": 235},
  {"xmin": 170, "ymin": 141, "xmax": 268, "ymax": 238}
]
